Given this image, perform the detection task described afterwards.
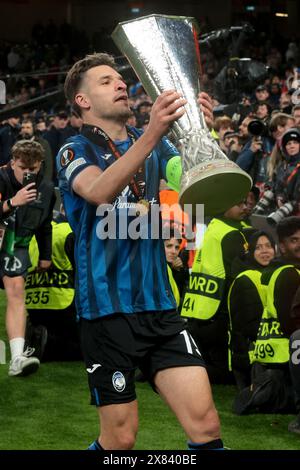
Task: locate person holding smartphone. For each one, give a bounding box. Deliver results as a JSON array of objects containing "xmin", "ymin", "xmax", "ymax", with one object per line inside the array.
[{"xmin": 0, "ymin": 139, "xmax": 55, "ymax": 377}]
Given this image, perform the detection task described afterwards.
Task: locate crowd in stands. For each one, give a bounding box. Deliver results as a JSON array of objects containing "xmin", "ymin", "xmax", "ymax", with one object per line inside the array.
[{"xmin": 1, "ymin": 19, "xmax": 300, "ymax": 438}]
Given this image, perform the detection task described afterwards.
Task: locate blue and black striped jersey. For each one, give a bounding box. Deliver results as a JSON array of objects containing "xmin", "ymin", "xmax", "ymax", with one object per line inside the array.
[{"xmin": 57, "ymin": 127, "xmax": 180, "ymax": 320}]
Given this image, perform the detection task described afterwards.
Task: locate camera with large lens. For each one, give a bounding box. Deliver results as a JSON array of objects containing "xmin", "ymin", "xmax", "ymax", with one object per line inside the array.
[
  {"xmin": 247, "ymin": 119, "xmax": 268, "ymax": 139},
  {"xmin": 267, "ymin": 201, "xmax": 296, "ymax": 226},
  {"xmin": 252, "ymin": 190, "xmax": 274, "ymax": 214}
]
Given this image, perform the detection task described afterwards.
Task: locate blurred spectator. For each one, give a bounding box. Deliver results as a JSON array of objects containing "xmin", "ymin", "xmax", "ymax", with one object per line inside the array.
[
  {"xmin": 19, "ymin": 118, "xmax": 53, "ymax": 182},
  {"xmin": 126, "ymin": 111, "xmax": 137, "ymax": 128},
  {"xmin": 254, "ymin": 102, "xmax": 271, "ymax": 124},
  {"xmin": 266, "ymin": 47, "xmax": 282, "ymax": 71},
  {"xmin": 292, "ymin": 104, "xmax": 300, "ymax": 129},
  {"xmin": 35, "ymin": 117, "xmax": 47, "ymax": 137},
  {"xmin": 44, "ymin": 108, "xmax": 70, "ymax": 181},
  {"xmin": 267, "ymin": 113, "xmax": 296, "ymax": 183},
  {"xmin": 163, "ymin": 229, "xmax": 189, "ymax": 304},
  {"xmin": 213, "ymin": 115, "xmax": 234, "ymax": 153},
  {"xmin": 69, "ymin": 109, "xmax": 83, "ymax": 133},
  {"xmin": 254, "ymin": 85, "xmax": 270, "ymax": 106},
  {"xmin": 268, "ymin": 82, "xmax": 282, "ymax": 109},
  {"xmin": 243, "ymin": 186, "xmax": 260, "ymax": 227},
  {"xmin": 279, "ymin": 92, "xmax": 292, "ymax": 114},
  {"xmin": 7, "ymin": 46, "xmax": 20, "ymax": 70},
  {"xmin": 0, "ymin": 116, "xmax": 20, "ymax": 165},
  {"xmin": 285, "ymin": 42, "xmax": 299, "ymax": 64},
  {"xmin": 135, "ymin": 101, "xmax": 152, "ymax": 128},
  {"xmin": 272, "ymin": 128, "xmax": 300, "ymax": 216},
  {"xmin": 223, "ymin": 131, "xmax": 242, "ymax": 161}
]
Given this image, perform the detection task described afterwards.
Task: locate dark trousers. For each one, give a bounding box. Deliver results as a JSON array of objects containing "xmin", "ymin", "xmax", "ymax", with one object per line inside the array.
[
  {"xmin": 187, "ymin": 314, "xmax": 234, "ymax": 385},
  {"xmin": 28, "ymin": 306, "xmax": 82, "ymax": 362}
]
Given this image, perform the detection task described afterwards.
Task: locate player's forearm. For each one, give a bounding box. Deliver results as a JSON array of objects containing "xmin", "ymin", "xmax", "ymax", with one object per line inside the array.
[{"xmin": 83, "ymin": 131, "xmax": 159, "ymax": 205}]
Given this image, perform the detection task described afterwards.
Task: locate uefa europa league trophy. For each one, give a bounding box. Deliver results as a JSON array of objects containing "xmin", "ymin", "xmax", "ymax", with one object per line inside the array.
[{"xmin": 112, "ymin": 14, "xmax": 252, "ymax": 215}]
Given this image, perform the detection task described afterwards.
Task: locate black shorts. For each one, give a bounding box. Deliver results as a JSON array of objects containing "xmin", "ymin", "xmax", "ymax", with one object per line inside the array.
[
  {"xmin": 0, "ymin": 247, "xmax": 31, "ymax": 286},
  {"xmin": 79, "ymin": 310, "xmax": 205, "ymax": 406}
]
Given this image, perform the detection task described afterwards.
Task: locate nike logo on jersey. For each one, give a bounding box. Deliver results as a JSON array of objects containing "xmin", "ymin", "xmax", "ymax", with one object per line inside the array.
[{"xmin": 86, "ymin": 364, "xmax": 102, "ymax": 374}]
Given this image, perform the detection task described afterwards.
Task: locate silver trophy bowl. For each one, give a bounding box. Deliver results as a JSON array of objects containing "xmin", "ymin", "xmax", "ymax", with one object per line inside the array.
[{"xmin": 112, "ymin": 14, "xmax": 252, "ymax": 215}]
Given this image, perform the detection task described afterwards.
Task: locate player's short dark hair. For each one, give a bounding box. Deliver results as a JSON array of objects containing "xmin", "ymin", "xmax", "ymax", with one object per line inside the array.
[{"xmin": 64, "ymin": 53, "xmax": 116, "ymax": 117}]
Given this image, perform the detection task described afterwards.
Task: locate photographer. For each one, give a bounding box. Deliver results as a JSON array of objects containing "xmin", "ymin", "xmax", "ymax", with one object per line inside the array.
[
  {"xmin": 236, "ymin": 115, "xmax": 273, "ymax": 188},
  {"xmin": 0, "ymin": 140, "xmax": 55, "ymax": 377}
]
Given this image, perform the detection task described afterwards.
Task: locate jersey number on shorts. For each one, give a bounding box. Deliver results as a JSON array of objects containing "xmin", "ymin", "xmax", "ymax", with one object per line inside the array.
[
  {"xmin": 4, "ymin": 256, "xmax": 22, "ymax": 272},
  {"xmin": 180, "ymin": 330, "xmax": 201, "ymax": 357}
]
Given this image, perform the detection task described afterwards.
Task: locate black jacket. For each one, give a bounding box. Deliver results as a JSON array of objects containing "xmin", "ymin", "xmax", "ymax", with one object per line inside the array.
[
  {"xmin": 0, "ymin": 164, "xmax": 55, "ymax": 260},
  {"xmin": 229, "ymin": 267, "xmax": 264, "ymax": 371},
  {"xmin": 0, "ymin": 124, "xmax": 19, "ymax": 165}
]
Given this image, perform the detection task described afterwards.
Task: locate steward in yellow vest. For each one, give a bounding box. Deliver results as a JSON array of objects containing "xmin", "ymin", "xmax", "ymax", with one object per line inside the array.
[
  {"xmin": 228, "ymin": 230, "xmax": 275, "ymax": 390},
  {"xmin": 228, "ymin": 270, "xmax": 266, "ymax": 386},
  {"xmin": 182, "ymin": 201, "xmax": 249, "ymax": 384},
  {"xmin": 26, "ymin": 220, "xmax": 74, "ymax": 310},
  {"xmin": 233, "ymin": 216, "xmax": 300, "ymax": 417},
  {"xmin": 25, "ymin": 216, "xmax": 81, "ymax": 362},
  {"xmin": 181, "ymin": 217, "xmax": 248, "ymax": 321},
  {"xmin": 252, "ymin": 264, "xmax": 297, "ymax": 366}
]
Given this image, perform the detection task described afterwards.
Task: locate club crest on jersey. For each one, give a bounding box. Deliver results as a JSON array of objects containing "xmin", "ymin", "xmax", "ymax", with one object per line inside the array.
[
  {"xmin": 60, "ymin": 148, "xmax": 75, "ymax": 167},
  {"xmin": 112, "ymin": 371, "xmax": 126, "ymax": 392}
]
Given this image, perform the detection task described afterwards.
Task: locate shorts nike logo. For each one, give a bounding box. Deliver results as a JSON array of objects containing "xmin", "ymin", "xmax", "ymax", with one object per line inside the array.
[{"xmin": 86, "ymin": 364, "xmax": 102, "ymax": 374}]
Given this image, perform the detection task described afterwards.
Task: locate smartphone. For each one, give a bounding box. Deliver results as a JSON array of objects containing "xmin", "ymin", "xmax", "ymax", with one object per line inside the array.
[{"xmin": 23, "ymin": 172, "xmax": 37, "ymax": 187}]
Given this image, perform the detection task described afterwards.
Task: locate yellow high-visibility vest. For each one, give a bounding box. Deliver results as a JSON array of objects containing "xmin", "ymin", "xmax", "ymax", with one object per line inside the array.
[
  {"xmin": 252, "ymin": 265, "xmax": 300, "ymax": 365},
  {"xmin": 181, "ymin": 218, "xmax": 247, "ymax": 320},
  {"xmin": 167, "ymin": 265, "xmax": 180, "ymax": 307},
  {"xmin": 227, "ymin": 269, "xmax": 267, "ymax": 369},
  {"xmin": 25, "ymin": 221, "xmax": 74, "ymax": 310}
]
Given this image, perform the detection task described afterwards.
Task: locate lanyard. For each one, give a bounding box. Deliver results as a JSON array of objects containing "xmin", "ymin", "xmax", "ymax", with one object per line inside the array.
[
  {"xmin": 81, "ymin": 124, "xmax": 146, "ymax": 201},
  {"xmin": 286, "ymin": 163, "xmax": 300, "ymax": 185}
]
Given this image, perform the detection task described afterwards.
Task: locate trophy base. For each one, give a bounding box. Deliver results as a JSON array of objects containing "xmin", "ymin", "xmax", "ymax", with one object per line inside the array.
[{"xmin": 179, "ymin": 160, "xmax": 252, "ymax": 216}]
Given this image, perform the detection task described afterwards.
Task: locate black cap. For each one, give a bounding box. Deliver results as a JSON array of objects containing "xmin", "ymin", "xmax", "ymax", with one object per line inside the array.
[
  {"xmin": 281, "ymin": 128, "xmax": 300, "ymax": 148},
  {"xmin": 255, "ymin": 84, "xmax": 267, "ymax": 92}
]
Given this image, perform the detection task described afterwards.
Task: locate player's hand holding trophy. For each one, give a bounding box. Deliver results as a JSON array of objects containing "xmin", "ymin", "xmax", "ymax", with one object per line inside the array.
[{"xmin": 112, "ymin": 14, "xmax": 252, "ymax": 215}]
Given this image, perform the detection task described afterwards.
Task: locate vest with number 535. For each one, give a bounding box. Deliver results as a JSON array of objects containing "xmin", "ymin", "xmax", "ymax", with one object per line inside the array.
[{"xmin": 24, "ymin": 221, "xmax": 74, "ymax": 310}]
